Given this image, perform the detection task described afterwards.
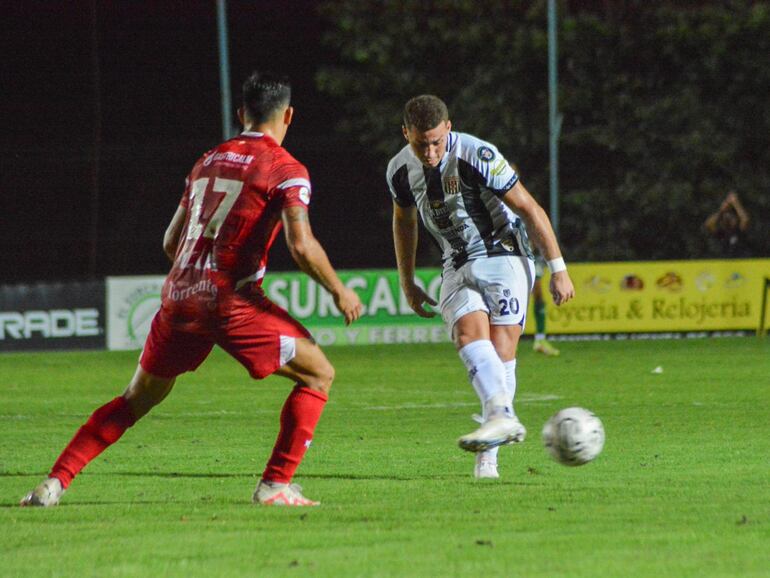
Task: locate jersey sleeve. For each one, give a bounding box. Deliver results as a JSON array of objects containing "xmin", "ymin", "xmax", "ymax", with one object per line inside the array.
[
  {"xmin": 386, "ymin": 160, "xmax": 415, "ymax": 207},
  {"xmin": 179, "ymin": 176, "xmax": 191, "ymax": 209},
  {"xmin": 469, "ymin": 139, "xmax": 519, "ymax": 197},
  {"xmin": 269, "ymin": 151, "xmax": 312, "ymax": 210}
]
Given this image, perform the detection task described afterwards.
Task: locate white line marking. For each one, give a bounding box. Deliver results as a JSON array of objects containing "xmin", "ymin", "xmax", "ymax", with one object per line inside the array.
[{"xmin": 362, "ymin": 393, "xmax": 561, "ymax": 411}]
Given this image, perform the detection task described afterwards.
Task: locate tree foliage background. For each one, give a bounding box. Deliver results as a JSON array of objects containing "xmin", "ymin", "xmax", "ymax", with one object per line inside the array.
[{"xmin": 317, "ymin": 0, "xmax": 769, "ymax": 262}]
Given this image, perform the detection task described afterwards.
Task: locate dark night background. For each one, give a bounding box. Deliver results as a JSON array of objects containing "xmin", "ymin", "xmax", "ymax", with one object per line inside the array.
[
  {"xmin": 2, "ymin": 1, "xmax": 387, "ymax": 283},
  {"xmin": 3, "ymin": 1, "xmax": 769, "ymax": 285}
]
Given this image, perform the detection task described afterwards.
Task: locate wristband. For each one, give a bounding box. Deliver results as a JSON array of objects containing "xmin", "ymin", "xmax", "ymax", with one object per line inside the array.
[{"xmin": 547, "ymin": 257, "xmax": 567, "ymax": 274}]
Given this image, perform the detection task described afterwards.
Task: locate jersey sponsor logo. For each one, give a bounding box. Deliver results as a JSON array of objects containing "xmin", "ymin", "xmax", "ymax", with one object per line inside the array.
[
  {"xmin": 443, "ymin": 176, "xmax": 459, "ymax": 194},
  {"xmin": 202, "ymin": 151, "xmax": 255, "ymax": 167},
  {"xmin": 0, "ymin": 309, "xmax": 100, "ymax": 340},
  {"xmin": 165, "ymin": 279, "xmax": 218, "ymax": 302},
  {"xmin": 477, "ymin": 146, "xmax": 496, "ymax": 162},
  {"xmin": 429, "ymin": 200, "xmax": 453, "ymax": 230},
  {"xmin": 656, "ymin": 272, "xmax": 683, "ymax": 292}
]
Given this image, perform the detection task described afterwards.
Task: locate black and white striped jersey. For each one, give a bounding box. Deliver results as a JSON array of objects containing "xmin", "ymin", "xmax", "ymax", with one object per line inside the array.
[{"xmin": 387, "ymin": 131, "xmax": 533, "ymax": 270}]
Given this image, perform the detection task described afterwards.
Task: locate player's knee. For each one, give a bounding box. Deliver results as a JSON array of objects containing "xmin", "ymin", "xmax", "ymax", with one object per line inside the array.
[
  {"xmin": 309, "ymin": 359, "xmax": 335, "ymax": 395},
  {"xmin": 320, "ymin": 360, "xmax": 336, "ymax": 394}
]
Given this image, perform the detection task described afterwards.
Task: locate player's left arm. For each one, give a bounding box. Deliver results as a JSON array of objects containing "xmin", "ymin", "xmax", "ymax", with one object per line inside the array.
[
  {"xmin": 501, "ymin": 181, "xmax": 575, "ymax": 306},
  {"xmin": 163, "ymin": 205, "xmax": 187, "ymax": 263}
]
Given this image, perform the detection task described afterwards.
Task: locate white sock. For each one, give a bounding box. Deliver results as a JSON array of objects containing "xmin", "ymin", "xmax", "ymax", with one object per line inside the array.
[
  {"xmin": 458, "ymin": 340, "xmax": 508, "ymax": 419},
  {"xmin": 479, "ymin": 359, "xmax": 518, "ymax": 463},
  {"xmin": 503, "ymin": 359, "xmax": 518, "ymax": 416}
]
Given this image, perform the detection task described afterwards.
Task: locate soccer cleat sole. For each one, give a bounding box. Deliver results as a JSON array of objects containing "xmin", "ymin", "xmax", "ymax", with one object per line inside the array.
[{"xmin": 458, "ymin": 430, "xmax": 525, "ymax": 453}]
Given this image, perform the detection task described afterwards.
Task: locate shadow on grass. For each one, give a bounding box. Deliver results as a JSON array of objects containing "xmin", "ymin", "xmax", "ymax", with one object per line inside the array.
[{"xmin": 111, "ymin": 471, "xmax": 432, "ymax": 482}]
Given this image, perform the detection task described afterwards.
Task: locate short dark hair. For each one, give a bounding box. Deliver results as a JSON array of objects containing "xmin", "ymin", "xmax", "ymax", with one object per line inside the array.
[
  {"xmin": 403, "ymin": 95, "xmax": 449, "ymax": 131},
  {"xmin": 242, "ymin": 71, "xmax": 291, "ymax": 124}
]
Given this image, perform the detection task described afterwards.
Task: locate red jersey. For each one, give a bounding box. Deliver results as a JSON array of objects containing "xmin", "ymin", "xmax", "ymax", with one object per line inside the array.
[{"xmin": 162, "ymin": 131, "xmax": 311, "ymax": 320}]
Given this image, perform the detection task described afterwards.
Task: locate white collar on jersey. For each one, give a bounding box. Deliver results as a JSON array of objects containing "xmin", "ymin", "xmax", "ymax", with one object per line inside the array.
[
  {"xmin": 436, "ymin": 132, "xmax": 455, "ymax": 170},
  {"xmin": 240, "ymin": 131, "xmax": 265, "ymax": 137}
]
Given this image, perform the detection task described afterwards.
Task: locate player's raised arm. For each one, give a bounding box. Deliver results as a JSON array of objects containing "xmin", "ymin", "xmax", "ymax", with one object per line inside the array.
[
  {"xmin": 392, "ymin": 202, "xmax": 437, "ymax": 318},
  {"xmin": 501, "ymin": 180, "xmax": 575, "ymax": 306},
  {"xmin": 162, "ymin": 205, "xmax": 187, "ymax": 263},
  {"xmin": 281, "ymin": 205, "xmax": 362, "ymax": 325}
]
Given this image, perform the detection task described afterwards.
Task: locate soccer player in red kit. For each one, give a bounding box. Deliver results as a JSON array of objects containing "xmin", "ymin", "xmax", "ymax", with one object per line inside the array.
[{"xmin": 20, "ymin": 71, "xmax": 362, "ymax": 507}]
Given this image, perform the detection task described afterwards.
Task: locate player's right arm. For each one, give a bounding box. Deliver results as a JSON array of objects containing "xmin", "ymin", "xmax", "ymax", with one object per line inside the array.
[
  {"xmin": 726, "ymin": 191, "xmax": 750, "ymax": 230},
  {"xmin": 163, "ymin": 205, "xmax": 187, "ymax": 263},
  {"xmin": 501, "ymin": 180, "xmax": 575, "ymax": 306},
  {"xmin": 392, "ymin": 203, "xmax": 437, "ymax": 318},
  {"xmin": 281, "ymin": 206, "xmax": 362, "ymax": 325}
]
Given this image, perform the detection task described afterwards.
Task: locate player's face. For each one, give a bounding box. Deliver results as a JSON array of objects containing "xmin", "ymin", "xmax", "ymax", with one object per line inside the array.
[{"xmin": 403, "ymin": 121, "xmax": 452, "ymax": 168}]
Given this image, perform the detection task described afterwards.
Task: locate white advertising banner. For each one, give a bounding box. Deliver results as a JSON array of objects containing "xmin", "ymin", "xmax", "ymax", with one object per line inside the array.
[{"xmin": 106, "ymin": 276, "xmax": 165, "ymax": 351}]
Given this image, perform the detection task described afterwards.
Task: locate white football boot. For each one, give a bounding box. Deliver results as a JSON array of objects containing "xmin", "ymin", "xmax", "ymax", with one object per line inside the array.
[
  {"xmin": 474, "ymin": 452, "xmax": 500, "ymax": 479},
  {"xmin": 20, "ymin": 477, "xmax": 64, "ymax": 507},
  {"xmin": 458, "ymin": 416, "xmax": 526, "ymax": 453},
  {"xmin": 252, "ymin": 480, "xmax": 320, "ymax": 506}
]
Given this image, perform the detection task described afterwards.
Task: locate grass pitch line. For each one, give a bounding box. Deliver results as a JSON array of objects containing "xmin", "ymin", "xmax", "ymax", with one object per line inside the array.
[
  {"xmin": 362, "ymin": 393, "xmax": 561, "ymax": 411},
  {"xmin": 0, "ymin": 395, "xmax": 562, "ymax": 421}
]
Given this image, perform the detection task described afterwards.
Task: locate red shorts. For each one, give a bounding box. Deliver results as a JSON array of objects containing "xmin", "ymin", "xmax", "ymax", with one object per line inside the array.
[{"xmin": 140, "ymin": 292, "xmax": 311, "ymax": 380}]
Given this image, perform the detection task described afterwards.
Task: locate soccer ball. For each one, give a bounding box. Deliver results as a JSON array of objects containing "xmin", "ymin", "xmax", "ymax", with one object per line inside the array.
[{"xmin": 542, "ymin": 407, "xmax": 605, "ymax": 466}]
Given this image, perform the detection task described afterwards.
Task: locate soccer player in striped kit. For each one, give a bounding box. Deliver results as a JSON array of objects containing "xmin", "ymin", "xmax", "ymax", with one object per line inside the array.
[
  {"xmin": 21, "ymin": 71, "xmax": 362, "ymax": 507},
  {"xmin": 387, "ymin": 95, "xmax": 574, "ymax": 479}
]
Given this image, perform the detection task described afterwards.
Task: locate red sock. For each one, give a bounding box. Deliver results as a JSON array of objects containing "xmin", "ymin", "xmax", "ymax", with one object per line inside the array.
[
  {"xmin": 49, "ymin": 396, "xmax": 137, "ymax": 488},
  {"xmin": 262, "ymin": 385, "xmax": 328, "ymax": 484}
]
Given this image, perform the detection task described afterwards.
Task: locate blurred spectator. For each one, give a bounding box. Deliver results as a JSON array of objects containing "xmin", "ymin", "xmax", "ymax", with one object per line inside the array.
[{"xmin": 704, "ymin": 191, "xmax": 751, "ymax": 258}]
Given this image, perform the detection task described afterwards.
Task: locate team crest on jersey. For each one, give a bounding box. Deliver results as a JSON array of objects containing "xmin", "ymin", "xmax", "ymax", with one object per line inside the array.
[
  {"xmin": 477, "ymin": 146, "xmax": 496, "ymax": 162},
  {"xmin": 443, "ymin": 176, "xmax": 460, "ymax": 194}
]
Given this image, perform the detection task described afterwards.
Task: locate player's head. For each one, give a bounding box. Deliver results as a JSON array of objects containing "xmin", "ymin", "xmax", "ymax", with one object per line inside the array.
[
  {"xmin": 402, "ymin": 95, "xmax": 452, "ymax": 168},
  {"xmin": 239, "ymin": 71, "xmax": 293, "ymax": 138}
]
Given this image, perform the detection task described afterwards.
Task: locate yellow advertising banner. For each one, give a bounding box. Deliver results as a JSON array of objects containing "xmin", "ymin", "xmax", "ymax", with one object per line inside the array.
[{"xmin": 536, "ymin": 259, "xmax": 770, "ymax": 335}]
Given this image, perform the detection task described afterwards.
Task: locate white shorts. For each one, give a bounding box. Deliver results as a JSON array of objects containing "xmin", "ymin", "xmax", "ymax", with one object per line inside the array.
[{"xmin": 439, "ymin": 256, "xmax": 535, "ymax": 331}]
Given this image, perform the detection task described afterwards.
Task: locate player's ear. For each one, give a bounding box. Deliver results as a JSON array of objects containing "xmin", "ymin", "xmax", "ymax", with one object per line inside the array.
[
  {"xmin": 402, "ymin": 125, "xmax": 409, "ymax": 141},
  {"xmin": 237, "ymin": 107, "xmax": 246, "ymax": 127},
  {"xmin": 446, "ymin": 120, "xmax": 452, "ymax": 132},
  {"xmin": 284, "ymin": 106, "xmax": 294, "ymax": 126}
]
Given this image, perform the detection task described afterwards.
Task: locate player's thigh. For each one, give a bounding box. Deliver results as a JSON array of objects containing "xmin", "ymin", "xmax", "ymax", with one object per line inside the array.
[
  {"xmin": 139, "ymin": 307, "xmax": 215, "ymax": 381},
  {"xmin": 274, "ymin": 337, "xmax": 335, "ymax": 394},
  {"xmin": 439, "ymin": 264, "xmax": 489, "ymax": 339},
  {"xmin": 217, "ymin": 296, "xmax": 313, "ymax": 381}
]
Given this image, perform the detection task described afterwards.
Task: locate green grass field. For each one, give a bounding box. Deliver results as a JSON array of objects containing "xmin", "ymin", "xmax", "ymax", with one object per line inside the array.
[{"xmin": 1, "ymin": 338, "xmax": 768, "ymax": 578}]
